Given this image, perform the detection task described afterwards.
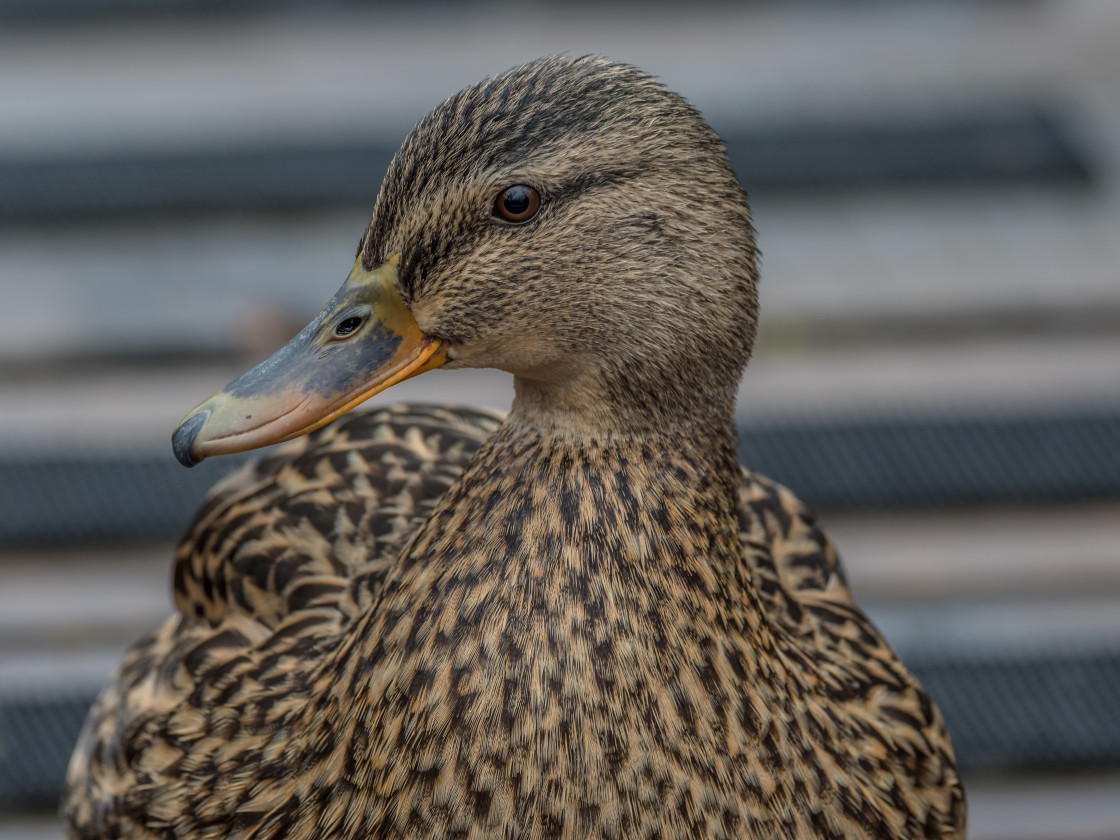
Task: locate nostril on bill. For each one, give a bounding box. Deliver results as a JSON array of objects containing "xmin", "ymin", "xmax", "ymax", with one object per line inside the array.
[{"xmin": 335, "ymin": 317, "xmax": 363, "ymax": 337}]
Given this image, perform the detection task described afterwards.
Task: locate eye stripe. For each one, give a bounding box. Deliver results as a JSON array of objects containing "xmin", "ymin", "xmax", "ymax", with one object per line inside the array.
[{"xmin": 549, "ymin": 167, "xmax": 643, "ymax": 203}]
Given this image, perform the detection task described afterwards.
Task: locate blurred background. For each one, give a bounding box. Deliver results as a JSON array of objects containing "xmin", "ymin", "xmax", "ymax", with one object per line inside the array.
[{"xmin": 1, "ymin": 0, "xmax": 1119, "ymax": 837}]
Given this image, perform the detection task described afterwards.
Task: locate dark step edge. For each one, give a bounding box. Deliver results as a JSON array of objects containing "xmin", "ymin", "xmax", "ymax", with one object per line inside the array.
[
  {"xmin": 0, "ymin": 405, "xmax": 1117, "ymax": 550},
  {"xmin": 3, "ymin": 643, "xmax": 1119, "ymax": 808},
  {"xmin": 0, "ymin": 109, "xmax": 1093, "ymax": 225}
]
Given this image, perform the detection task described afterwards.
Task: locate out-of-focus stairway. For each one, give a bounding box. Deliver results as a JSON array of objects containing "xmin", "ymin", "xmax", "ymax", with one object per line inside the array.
[{"xmin": 2, "ymin": 2, "xmax": 1119, "ymax": 837}]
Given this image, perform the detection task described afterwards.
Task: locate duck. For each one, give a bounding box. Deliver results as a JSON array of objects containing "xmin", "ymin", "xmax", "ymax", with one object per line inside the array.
[{"xmin": 63, "ymin": 56, "xmax": 965, "ymax": 839}]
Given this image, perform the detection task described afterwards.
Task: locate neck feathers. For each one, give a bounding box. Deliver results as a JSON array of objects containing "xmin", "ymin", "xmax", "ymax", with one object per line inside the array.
[
  {"xmin": 393, "ymin": 417, "xmax": 770, "ymax": 647},
  {"xmin": 312, "ymin": 417, "xmax": 794, "ymax": 834},
  {"xmin": 408, "ymin": 417, "xmax": 743, "ymax": 577}
]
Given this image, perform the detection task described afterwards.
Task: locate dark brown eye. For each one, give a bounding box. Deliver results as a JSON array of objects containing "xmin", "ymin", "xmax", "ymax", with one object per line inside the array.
[{"xmin": 493, "ymin": 185, "xmax": 540, "ymax": 224}]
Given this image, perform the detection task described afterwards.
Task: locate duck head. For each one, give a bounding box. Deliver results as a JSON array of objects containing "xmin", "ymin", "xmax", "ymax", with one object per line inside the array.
[{"xmin": 173, "ymin": 56, "xmax": 758, "ymax": 466}]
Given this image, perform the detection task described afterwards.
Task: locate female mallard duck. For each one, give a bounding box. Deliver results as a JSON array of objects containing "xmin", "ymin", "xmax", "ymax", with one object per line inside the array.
[{"xmin": 64, "ymin": 56, "xmax": 965, "ymax": 839}]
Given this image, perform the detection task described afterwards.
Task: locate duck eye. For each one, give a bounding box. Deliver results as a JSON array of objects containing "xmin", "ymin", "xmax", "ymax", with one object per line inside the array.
[
  {"xmin": 335, "ymin": 316, "xmax": 363, "ymax": 337},
  {"xmin": 493, "ymin": 185, "xmax": 540, "ymax": 224}
]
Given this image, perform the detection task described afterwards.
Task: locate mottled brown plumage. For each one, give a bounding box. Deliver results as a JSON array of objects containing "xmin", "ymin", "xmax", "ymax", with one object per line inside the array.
[{"xmin": 64, "ymin": 56, "xmax": 965, "ymax": 838}]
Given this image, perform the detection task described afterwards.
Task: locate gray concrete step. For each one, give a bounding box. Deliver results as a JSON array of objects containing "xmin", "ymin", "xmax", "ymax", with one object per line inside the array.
[
  {"xmin": 1, "ymin": 3, "xmax": 1117, "ymax": 157},
  {"xmin": 3, "ymin": 336, "xmax": 1118, "ymax": 453}
]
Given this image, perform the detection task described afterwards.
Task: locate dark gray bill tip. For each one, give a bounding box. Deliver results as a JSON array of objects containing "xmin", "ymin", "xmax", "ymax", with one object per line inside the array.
[{"xmin": 171, "ymin": 410, "xmax": 210, "ymax": 468}]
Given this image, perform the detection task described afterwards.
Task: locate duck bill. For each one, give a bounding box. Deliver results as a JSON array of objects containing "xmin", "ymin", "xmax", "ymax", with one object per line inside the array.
[{"xmin": 172, "ymin": 255, "xmax": 445, "ymax": 467}]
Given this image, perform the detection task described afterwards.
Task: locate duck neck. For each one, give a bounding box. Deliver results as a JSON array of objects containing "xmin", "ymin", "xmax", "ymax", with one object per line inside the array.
[
  {"xmin": 401, "ymin": 401, "xmax": 754, "ymax": 623},
  {"xmin": 312, "ymin": 400, "xmax": 787, "ymax": 821},
  {"xmin": 317, "ymin": 402, "xmax": 786, "ymax": 771},
  {"xmin": 508, "ymin": 370, "xmax": 742, "ymax": 443}
]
